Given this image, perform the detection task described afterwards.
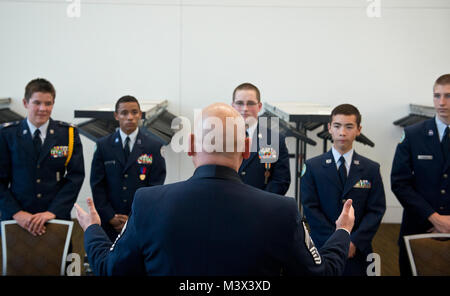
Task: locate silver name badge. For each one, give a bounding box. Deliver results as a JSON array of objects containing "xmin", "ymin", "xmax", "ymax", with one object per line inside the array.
[
  {"xmin": 417, "ymin": 155, "xmax": 433, "ymax": 160},
  {"xmin": 56, "ymin": 171, "xmax": 61, "ymax": 182}
]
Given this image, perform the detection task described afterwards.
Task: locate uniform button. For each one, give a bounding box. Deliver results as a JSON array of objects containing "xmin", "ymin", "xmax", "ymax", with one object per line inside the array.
[
  {"xmin": 36, "ymin": 179, "xmax": 41, "ymax": 183},
  {"xmin": 123, "ymin": 200, "xmax": 127, "ymax": 203},
  {"xmin": 36, "ymin": 193, "xmax": 42, "ymax": 198},
  {"xmin": 37, "ymin": 165, "xmax": 40, "ymax": 169},
  {"xmin": 123, "ymin": 186, "xmax": 127, "ymax": 190},
  {"xmin": 241, "ymin": 171, "xmax": 246, "ymax": 176},
  {"xmin": 444, "ymin": 174, "xmax": 448, "ymax": 179},
  {"xmin": 124, "ymin": 174, "xmax": 128, "ymax": 178},
  {"xmin": 440, "ymin": 206, "xmax": 445, "ymax": 210},
  {"xmin": 441, "ymin": 189, "xmax": 446, "ymax": 195},
  {"xmin": 342, "ymin": 199, "xmax": 347, "ymax": 204}
]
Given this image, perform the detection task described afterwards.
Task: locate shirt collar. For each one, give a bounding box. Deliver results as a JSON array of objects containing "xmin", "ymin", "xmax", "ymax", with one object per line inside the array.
[
  {"xmin": 435, "ymin": 116, "xmax": 449, "ymax": 142},
  {"xmin": 119, "ymin": 127, "xmax": 139, "ymax": 147},
  {"xmin": 247, "ymin": 121, "xmax": 258, "ymax": 139},
  {"xmin": 331, "ymin": 146, "xmax": 354, "ymax": 167},
  {"xmin": 192, "ymin": 164, "xmax": 243, "ymax": 183},
  {"xmin": 27, "ymin": 118, "xmax": 49, "ymax": 138}
]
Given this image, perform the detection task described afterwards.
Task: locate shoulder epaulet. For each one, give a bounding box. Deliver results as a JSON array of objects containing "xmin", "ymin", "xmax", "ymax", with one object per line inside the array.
[
  {"xmin": 56, "ymin": 121, "xmax": 77, "ymax": 128},
  {"xmin": 0, "ymin": 121, "xmax": 20, "ymax": 129}
]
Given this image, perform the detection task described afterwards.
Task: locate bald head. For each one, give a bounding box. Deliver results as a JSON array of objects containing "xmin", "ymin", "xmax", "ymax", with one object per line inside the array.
[
  {"xmin": 201, "ymin": 103, "xmax": 241, "ymax": 124},
  {"xmin": 190, "ymin": 103, "xmax": 250, "ymax": 171}
]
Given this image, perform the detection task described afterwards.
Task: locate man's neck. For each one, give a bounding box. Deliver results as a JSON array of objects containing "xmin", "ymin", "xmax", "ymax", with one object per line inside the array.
[
  {"xmin": 333, "ymin": 144, "xmax": 352, "ymax": 156},
  {"xmin": 121, "ymin": 127, "xmax": 138, "ymax": 136},
  {"xmin": 437, "ymin": 115, "xmax": 450, "ymax": 126},
  {"xmin": 27, "ymin": 118, "xmax": 49, "ymax": 129},
  {"xmin": 193, "ymin": 155, "xmax": 240, "ymax": 173}
]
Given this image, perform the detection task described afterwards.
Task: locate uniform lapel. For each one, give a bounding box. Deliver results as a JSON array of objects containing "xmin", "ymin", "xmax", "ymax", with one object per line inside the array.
[
  {"xmin": 343, "ymin": 152, "xmax": 364, "ymax": 196},
  {"xmin": 123, "ymin": 130, "xmax": 144, "ymax": 173},
  {"xmin": 38, "ymin": 119, "xmax": 58, "ymax": 164},
  {"xmin": 425, "ymin": 119, "xmax": 445, "ymax": 170},
  {"xmin": 18, "ymin": 119, "xmax": 36, "ymax": 162},
  {"xmin": 321, "ymin": 150, "xmax": 342, "ymax": 190},
  {"xmin": 112, "ymin": 130, "xmax": 126, "ymax": 167}
]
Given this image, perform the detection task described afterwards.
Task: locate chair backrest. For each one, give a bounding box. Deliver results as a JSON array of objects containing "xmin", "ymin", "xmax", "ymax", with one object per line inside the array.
[
  {"xmin": 404, "ymin": 233, "xmax": 450, "ymax": 276},
  {"xmin": 1, "ymin": 219, "xmax": 73, "ymax": 276}
]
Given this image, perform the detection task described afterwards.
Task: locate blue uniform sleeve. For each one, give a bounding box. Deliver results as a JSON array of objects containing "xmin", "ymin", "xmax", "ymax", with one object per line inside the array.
[
  {"xmin": 84, "ymin": 198, "xmax": 146, "ymax": 275},
  {"xmin": 350, "ymin": 164, "xmax": 386, "ymax": 254},
  {"xmin": 283, "ymin": 200, "xmax": 350, "ymax": 276},
  {"xmin": 47, "ymin": 128, "xmax": 85, "ymax": 218},
  {"xmin": 300, "ymin": 163, "xmax": 336, "ymax": 247},
  {"xmin": 0, "ymin": 128, "xmax": 23, "ymax": 217},
  {"xmin": 391, "ymin": 131, "xmax": 436, "ymax": 221},
  {"xmin": 90, "ymin": 141, "xmax": 115, "ymax": 223},
  {"xmin": 265, "ymin": 135, "xmax": 291, "ymax": 195},
  {"xmin": 147, "ymin": 144, "xmax": 166, "ymax": 187}
]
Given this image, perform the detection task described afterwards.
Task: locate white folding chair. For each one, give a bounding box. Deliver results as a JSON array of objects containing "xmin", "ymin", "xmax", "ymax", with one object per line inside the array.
[
  {"xmin": 1, "ymin": 219, "xmax": 73, "ymax": 276},
  {"xmin": 404, "ymin": 233, "xmax": 450, "ymax": 276}
]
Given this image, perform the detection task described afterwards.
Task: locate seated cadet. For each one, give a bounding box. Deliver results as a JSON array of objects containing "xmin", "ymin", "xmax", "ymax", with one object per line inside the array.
[
  {"xmin": 231, "ymin": 83, "xmax": 291, "ymax": 195},
  {"xmin": 0, "ymin": 78, "xmax": 85, "ymax": 236},
  {"xmin": 75, "ymin": 102, "xmax": 355, "ymax": 276},
  {"xmin": 391, "ymin": 74, "xmax": 450, "ymax": 276},
  {"xmin": 90, "ymin": 95, "xmax": 166, "ymax": 241},
  {"xmin": 301, "ymin": 104, "xmax": 386, "ymax": 276}
]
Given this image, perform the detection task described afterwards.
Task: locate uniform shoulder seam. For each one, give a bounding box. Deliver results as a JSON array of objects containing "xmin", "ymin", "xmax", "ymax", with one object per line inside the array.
[{"xmin": 0, "ymin": 121, "xmax": 20, "ymax": 129}]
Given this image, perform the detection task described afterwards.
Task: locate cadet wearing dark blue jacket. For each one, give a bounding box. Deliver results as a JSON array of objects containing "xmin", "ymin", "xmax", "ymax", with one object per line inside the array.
[
  {"xmin": 391, "ymin": 74, "xmax": 450, "ymax": 276},
  {"xmin": 0, "ymin": 78, "xmax": 84, "ymax": 236},
  {"xmin": 301, "ymin": 104, "xmax": 386, "ymax": 276},
  {"xmin": 232, "ymin": 83, "xmax": 291, "ymax": 195},
  {"xmin": 75, "ymin": 103, "xmax": 355, "ymax": 276},
  {"xmin": 90, "ymin": 96, "xmax": 166, "ymax": 241}
]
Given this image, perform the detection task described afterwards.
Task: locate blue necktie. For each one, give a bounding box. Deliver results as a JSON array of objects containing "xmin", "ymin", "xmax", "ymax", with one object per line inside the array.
[
  {"xmin": 33, "ymin": 129, "xmax": 42, "ymax": 158},
  {"xmin": 124, "ymin": 136, "xmax": 130, "ymax": 162},
  {"xmin": 338, "ymin": 156, "xmax": 347, "ymax": 186}
]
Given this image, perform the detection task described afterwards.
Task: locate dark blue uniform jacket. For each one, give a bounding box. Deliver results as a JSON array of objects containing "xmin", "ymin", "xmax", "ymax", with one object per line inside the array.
[
  {"xmin": 85, "ymin": 165, "xmax": 350, "ymax": 276},
  {"xmin": 0, "ymin": 118, "xmax": 84, "ymax": 220}
]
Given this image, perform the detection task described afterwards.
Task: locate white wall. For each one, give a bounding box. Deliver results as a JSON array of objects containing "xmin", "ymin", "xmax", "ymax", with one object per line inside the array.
[{"xmin": 1, "ymin": 0, "xmax": 449, "ymax": 222}]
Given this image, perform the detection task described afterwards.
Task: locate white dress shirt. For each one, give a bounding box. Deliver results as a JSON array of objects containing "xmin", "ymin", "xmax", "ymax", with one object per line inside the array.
[
  {"xmin": 119, "ymin": 127, "xmax": 139, "ymax": 152},
  {"xmin": 331, "ymin": 146, "xmax": 354, "ymax": 176},
  {"xmin": 27, "ymin": 118, "xmax": 49, "ymax": 145},
  {"xmin": 435, "ymin": 116, "xmax": 449, "ymax": 142}
]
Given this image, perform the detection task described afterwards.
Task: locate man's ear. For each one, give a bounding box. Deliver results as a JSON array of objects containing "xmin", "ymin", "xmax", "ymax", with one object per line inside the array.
[
  {"xmin": 242, "ymin": 137, "xmax": 250, "ymax": 159},
  {"xmin": 114, "ymin": 111, "xmax": 119, "ymax": 121},
  {"xmin": 22, "ymin": 98, "xmax": 28, "ymax": 108},
  {"xmin": 188, "ymin": 133, "xmax": 195, "ymax": 157},
  {"xmin": 357, "ymin": 124, "xmax": 362, "ymax": 136}
]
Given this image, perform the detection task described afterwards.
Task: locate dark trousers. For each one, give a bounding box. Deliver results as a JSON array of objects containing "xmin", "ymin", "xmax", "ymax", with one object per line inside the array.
[{"xmin": 343, "ymin": 250, "xmax": 369, "ymax": 276}]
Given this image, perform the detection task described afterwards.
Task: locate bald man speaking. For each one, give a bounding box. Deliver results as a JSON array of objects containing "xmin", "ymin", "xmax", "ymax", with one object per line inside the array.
[{"xmin": 75, "ymin": 103, "xmax": 354, "ymax": 276}]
